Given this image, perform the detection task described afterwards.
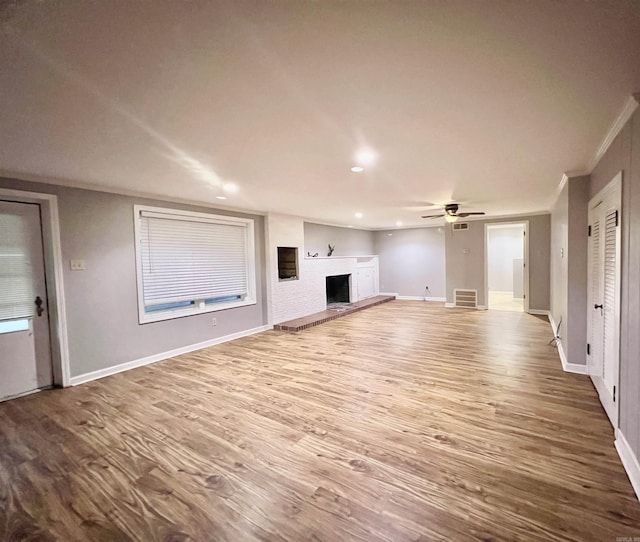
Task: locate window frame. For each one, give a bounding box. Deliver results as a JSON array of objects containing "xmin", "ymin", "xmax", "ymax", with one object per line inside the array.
[{"xmin": 133, "ymin": 205, "xmax": 256, "ymax": 324}]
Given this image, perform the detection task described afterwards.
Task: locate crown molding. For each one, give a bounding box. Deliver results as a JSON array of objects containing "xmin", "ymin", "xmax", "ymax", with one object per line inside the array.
[
  {"xmin": 586, "ymin": 93, "xmax": 640, "ymax": 173},
  {"xmin": 558, "ymin": 173, "xmax": 569, "ymax": 192},
  {"xmin": 558, "ymin": 169, "xmax": 590, "ymax": 193},
  {"xmin": 556, "ymin": 93, "xmax": 639, "ymax": 196}
]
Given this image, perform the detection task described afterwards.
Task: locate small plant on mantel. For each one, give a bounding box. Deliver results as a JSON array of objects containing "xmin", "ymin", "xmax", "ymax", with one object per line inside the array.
[{"xmin": 327, "ymin": 244, "xmax": 335, "ymax": 257}]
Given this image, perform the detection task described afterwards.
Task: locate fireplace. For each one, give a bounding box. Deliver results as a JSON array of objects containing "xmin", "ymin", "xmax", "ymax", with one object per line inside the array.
[{"xmin": 326, "ymin": 274, "xmax": 350, "ymax": 304}]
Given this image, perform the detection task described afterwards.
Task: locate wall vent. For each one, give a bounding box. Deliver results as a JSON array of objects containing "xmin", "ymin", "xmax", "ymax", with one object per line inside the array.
[
  {"xmin": 453, "ymin": 222, "xmax": 469, "ymax": 231},
  {"xmin": 454, "ymin": 289, "xmax": 477, "ymax": 308}
]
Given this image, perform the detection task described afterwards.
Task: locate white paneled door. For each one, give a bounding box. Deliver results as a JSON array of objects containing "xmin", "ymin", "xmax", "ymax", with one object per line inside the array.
[
  {"xmin": 0, "ymin": 200, "xmax": 53, "ymax": 401},
  {"xmin": 587, "ymin": 173, "xmax": 622, "ymax": 427}
]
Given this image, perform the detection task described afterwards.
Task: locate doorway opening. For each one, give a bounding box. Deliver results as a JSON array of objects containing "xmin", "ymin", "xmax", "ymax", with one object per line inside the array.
[{"xmin": 485, "ymin": 222, "xmax": 528, "ymax": 312}]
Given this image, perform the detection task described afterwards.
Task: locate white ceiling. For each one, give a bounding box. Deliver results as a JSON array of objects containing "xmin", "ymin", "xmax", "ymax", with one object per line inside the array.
[{"xmin": 1, "ymin": 1, "xmax": 639, "ymax": 229}]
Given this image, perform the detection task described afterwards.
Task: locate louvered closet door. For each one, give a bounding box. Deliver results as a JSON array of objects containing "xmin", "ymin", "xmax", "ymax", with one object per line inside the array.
[
  {"xmin": 602, "ymin": 209, "xmax": 619, "ymax": 396},
  {"xmin": 588, "ymin": 213, "xmax": 603, "ymax": 378},
  {"xmin": 586, "ymin": 172, "xmax": 621, "ymax": 428}
]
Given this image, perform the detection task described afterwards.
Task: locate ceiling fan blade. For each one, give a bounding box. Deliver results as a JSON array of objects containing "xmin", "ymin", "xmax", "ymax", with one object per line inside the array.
[
  {"xmin": 457, "ymin": 212, "xmax": 486, "ymax": 217},
  {"xmin": 421, "ymin": 214, "xmax": 445, "ymax": 219}
]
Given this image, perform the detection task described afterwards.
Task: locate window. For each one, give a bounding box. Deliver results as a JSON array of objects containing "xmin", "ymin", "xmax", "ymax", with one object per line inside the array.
[
  {"xmin": 134, "ymin": 205, "xmax": 256, "ymax": 323},
  {"xmin": 0, "ymin": 212, "xmax": 34, "ymax": 324}
]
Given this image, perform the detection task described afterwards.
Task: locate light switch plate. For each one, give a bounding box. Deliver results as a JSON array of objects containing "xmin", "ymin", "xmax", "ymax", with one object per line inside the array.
[{"xmin": 70, "ymin": 259, "xmax": 85, "ymax": 271}]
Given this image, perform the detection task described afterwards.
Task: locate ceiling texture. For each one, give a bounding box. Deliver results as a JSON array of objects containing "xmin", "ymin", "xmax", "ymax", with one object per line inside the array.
[{"xmin": 1, "ymin": 0, "xmax": 640, "ymax": 229}]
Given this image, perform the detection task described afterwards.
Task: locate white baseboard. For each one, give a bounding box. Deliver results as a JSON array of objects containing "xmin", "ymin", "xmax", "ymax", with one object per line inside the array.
[
  {"xmin": 396, "ymin": 295, "xmax": 446, "ymax": 302},
  {"xmin": 477, "ymin": 305, "xmax": 487, "ymax": 310},
  {"xmin": 70, "ymin": 324, "xmax": 272, "ymax": 386},
  {"xmin": 558, "ymin": 342, "xmax": 588, "ymax": 374},
  {"xmin": 548, "ymin": 312, "xmax": 559, "ymax": 336},
  {"xmin": 1, "ymin": 388, "xmax": 41, "ymax": 403},
  {"xmin": 379, "ymin": 292, "xmax": 398, "ymax": 297},
  {"xmin": 444, "ymin": 302, "xmax": 455, "ymax": 308},
  {"xmin": 546, "ymin": 313, "xmax": 588, "ymax": 374},
  {"xmin": 528, "ymin": 309, "xmax": 550, "ymax": 316},
  {"xmin": 615, "ymin": 428, "xmax": 640, "ymax": 503}
]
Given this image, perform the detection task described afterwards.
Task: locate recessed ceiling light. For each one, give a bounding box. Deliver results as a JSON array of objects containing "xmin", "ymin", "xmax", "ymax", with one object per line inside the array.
[
  {"xmin": 347, "ymin": 225, "xmax": 353, "ymax": 228},
  {"xmin": 216, "ymin": 196, "xmax": 227, "ymax": 200},
  {"xmin": 355, "ymin": 148, "xmax": 376, "ymax": 166},
  {"xmin": 222, "ymin": 182, "xmax": 238, "ymax": 193},
  {"xmin": 355, "ymin": 212, "xmax": 363, "ymax": 218},
  {"xmin": 395, "ymin": 221, "xmax": 403, "ymax": 227},
  {"xmin": 350, "ymin": 166, "xmax": 364, "ymax": 173},
  {"xmin": 387, "ymin": 233, "xmax": 393, "ymax": 236}
]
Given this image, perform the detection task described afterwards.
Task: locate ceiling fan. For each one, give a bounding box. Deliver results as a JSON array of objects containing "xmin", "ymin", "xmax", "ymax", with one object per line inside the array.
[{"xmin": 421, "ymin": 203, "xmax": 485, "ymax": 223}]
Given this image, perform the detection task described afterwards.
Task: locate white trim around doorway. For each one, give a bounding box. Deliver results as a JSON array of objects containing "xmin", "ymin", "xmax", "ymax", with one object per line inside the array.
[{"xmin": 484, "ymin": 221, "xmax": 530, "ymax": 314}]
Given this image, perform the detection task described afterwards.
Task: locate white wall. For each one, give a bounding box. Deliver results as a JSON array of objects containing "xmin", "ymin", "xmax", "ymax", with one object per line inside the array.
[
  {"xmin": 266, "ymin": 214, "xmax": 378, "ymax": 324},
  {"xmin": 487, "ymin": 225, "xmax": 524, "ymax": 293}
]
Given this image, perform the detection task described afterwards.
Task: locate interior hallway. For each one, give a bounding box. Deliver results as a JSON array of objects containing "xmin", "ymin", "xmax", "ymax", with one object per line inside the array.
[{"xmin": 489, "ymin": 291, "xmax": 524, "ymax": 312}]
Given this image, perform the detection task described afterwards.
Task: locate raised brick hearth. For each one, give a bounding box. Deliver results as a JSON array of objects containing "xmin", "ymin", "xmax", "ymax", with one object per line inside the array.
[{"xmin": 273, "ymin": 295, "xmax": 395, "ymax": 332}]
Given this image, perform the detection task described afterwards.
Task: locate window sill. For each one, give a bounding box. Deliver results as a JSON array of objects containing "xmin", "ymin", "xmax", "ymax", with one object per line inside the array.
[{"xmin": 138, "ymin": 297, "xmax": 256, "ymax": 324}]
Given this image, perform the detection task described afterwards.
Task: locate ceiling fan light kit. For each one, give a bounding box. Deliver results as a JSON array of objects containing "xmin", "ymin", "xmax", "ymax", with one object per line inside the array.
[{"xmin": 421, "ymin": 203, "xmax": 486, "ymax": 222}]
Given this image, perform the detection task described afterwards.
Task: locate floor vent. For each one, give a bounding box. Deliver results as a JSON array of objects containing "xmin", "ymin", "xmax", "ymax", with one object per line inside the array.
[
  {"xmin": 454, "ymin": 289, "xmax": 477, "ymax": 308},
  {"xmin": 453, "ymin": 222, "xmax": 469, "ymax": 231}
]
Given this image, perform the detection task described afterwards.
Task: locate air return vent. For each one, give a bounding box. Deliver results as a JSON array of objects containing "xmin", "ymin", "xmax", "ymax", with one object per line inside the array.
[
  {"xmin": 454, "ymin": 289, "xmax": 477, "ymax": 308},
  {"xmin": 453, "ymin": 222, "xmax": 469, "ymax": 231}
]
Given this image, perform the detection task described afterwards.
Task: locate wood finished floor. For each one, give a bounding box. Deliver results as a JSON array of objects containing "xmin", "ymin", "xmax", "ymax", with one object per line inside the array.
[{"xmin": 1, "ymin": 301, "xmax": 639, "ymax": 541}]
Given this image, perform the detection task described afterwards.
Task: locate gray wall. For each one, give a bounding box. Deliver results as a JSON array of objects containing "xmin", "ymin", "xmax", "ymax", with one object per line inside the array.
[
  {"xmin": 0, "ymin": 177, "xmax": 268, "ymax": 378},
  {"xmin": 445, "ymin": 214, "xmax": 551, "ymax": 311},
  {"xmin": 589, "ymin": 110, "xmax": 640, "ymax": 466},
  {"xmin": 550, "ymin": 182, "xmax": 568, "ymax": 344},
  {"xmin": 566, "ymin": 177, "xmax": 590, "ymax": 368},
  {"xmin": 303, "ymin": 222, "xmax": 374, "ymax": 257},
  {"xmin": 373, "ymin": 227, "xmax": 446, "ymax": 298},
  {"xmin": 550, "ymin": 175, "xmax": 589, "ymax": 367}
]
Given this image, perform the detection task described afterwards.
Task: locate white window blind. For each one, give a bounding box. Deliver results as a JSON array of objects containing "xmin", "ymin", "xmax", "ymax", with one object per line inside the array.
[
  {"xmin": 137, "ymin": 208, "xmax": 254, "ymax": 320},
  {"xmin": 0, "ymin": 213, "xmax": 34, "ymax": 321}
]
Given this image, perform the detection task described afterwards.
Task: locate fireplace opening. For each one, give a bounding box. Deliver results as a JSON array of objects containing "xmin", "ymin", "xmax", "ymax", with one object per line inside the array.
[{"xmin": 326, "ymin": 274, "xmax": 351, "ymax": 305}]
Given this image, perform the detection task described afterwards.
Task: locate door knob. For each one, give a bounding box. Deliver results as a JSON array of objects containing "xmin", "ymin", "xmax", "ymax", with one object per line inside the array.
[
  {"xmin": 594, "ymin": 303, "xmax": 603, "ymax": 310},
  {"xmin": 34, "ymin": 296, "xmax": 44, "ymax": 317}
]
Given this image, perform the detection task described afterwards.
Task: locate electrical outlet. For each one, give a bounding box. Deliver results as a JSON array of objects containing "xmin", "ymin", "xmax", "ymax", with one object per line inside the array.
[
  {"xmin": 70, "ymin": 259, "xmax": 85, "ymax": 271},
  {"xmin": 212, "ymin": 318, "xmax": 217, "ymax": 326}
]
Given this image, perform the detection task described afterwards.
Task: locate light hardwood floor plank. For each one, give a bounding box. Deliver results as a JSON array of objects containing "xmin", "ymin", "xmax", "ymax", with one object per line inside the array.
[{"xmin": 1, "ymin": 301, "xmax": 639, "ymax": 541}]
